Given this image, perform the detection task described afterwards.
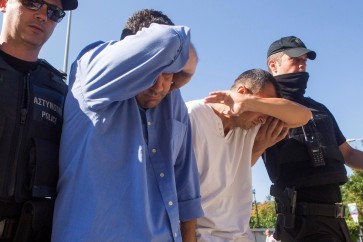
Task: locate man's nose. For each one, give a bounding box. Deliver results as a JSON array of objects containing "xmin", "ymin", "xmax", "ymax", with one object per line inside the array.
[
  {"xmin": 34, "ymin": 4, "xmax": 48, "ymax": 22},
  {"xmin": 150, "ymin": 79, "xmax": 164, "ymax": 92},
  {"xmin": 298, "ymin": 61, "xmax": 306, "ymax": 71}
]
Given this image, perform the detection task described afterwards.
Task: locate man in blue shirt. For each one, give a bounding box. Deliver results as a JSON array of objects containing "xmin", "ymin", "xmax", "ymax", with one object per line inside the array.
[{"xmin": 52, "ymin": 9, "xmax": 203, "ymax": 242}]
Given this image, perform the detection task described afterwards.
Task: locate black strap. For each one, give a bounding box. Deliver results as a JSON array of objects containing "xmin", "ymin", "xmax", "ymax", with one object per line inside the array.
[{"xmin": 296, "ymin": 202, "xmax": 345, "ymax": 218}]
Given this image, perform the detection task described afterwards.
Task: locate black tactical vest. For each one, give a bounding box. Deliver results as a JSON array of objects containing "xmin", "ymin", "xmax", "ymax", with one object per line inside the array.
[
  {"xmin": 263, "ymin": 98, "xmax": 348, "ymax": 188},
  {"xmin": 0, "ymin": 56, "xmax": 67, "ymax": 203}
]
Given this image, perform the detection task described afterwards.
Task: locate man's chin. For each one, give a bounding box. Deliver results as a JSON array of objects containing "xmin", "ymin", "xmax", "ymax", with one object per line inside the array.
[{"xmin": 144, "ymin": 100, "xmax": 162, "ymax": 109}]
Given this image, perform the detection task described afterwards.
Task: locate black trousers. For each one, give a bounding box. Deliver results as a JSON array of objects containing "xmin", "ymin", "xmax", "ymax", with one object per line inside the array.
[{"xmin": 274, "ymin": 214, "xmax": 352, "ymax": 242}]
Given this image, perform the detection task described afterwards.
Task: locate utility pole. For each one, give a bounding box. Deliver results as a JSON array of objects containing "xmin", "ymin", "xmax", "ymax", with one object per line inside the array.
[
  {"xmin": 252, "ymin": 189, "xmax": 260, "ymax": 227},
  {"xmin": 347, "ymin": 138, "xmax": 363, "ymax": 142},
  {"xmin": 63, "ymin": 10, "xmax": 72, "ymax": 80}
]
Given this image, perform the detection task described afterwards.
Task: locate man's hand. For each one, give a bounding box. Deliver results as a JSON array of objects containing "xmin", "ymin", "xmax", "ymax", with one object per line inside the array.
[
  {"xmin": 251, "ymin": 117, "xmax": 288, "ymax": 165},
  {"xmin": 255, "ymin": 117, "xmax": 288, "ymax": 151},
  {"xmin": 169, "ymin": 45, "xmax": 198, "ymax": 92},
  {"xmin": 204, "ymin": 90, "xmax": 253, "ymax": 115}
]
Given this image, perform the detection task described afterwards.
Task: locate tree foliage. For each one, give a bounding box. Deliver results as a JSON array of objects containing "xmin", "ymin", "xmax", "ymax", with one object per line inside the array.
[
  {"xmin": 249, "ymin": 170, "xmax": 363, "ymax": 240},
  {"xmin": 250, "ymin": 148, "xmax": 363, "ymax": 239},
  {"xmin": 250, "ymin": 200, "xmax": 277, "ymax": 229},
  {"xmin": 341, "ymin": 170, "xmax": 363, "ymax": 241}
]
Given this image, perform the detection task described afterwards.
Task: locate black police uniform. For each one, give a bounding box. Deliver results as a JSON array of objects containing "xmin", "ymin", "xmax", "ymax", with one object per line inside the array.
[
  {"xmin": 263, "ymin": 72, "xmax": 352, "ymax": 242},
  {"xmin": 0, "ymin": 50, "xmax": 67, "ymax": 241}
]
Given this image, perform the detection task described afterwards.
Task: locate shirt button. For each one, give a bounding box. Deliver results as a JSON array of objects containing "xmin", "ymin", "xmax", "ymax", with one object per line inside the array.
[
  {"xmin": 168, "ymin": 201, "xmax": 173, "ymax": 206},
  {"xmin": 160, "ymin": 173, "xmax": 165, "ymax": 178},
  {"xmin": 147, "ymin": 121, "xmax": 151, "ymax": 126},
  {"xmin": 174, "ymin": 232, "xmax": 177, "ymax": 238},
  {"xmin": 152, "ymin": 149, "xmax": 156, "ymax": 153}
]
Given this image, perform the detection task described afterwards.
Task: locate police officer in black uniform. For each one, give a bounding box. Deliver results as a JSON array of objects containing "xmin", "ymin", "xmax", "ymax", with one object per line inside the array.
[
  {"xmin": 0, "ymin": 0, "xmax": 77, "ymax": 241},
  {"xmin": 252, "ymin": 36, "xmax": 363, "ymax": 242}
]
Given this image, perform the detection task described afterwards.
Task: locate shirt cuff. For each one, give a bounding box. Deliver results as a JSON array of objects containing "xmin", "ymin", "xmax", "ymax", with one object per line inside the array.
[{"xmin": 178, "ymin": 197, "xmax": 204, "ymax": 221}]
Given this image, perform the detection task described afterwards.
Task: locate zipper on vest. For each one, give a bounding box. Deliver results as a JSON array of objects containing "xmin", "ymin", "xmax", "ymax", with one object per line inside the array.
[
  {"xmin": 7, "ymin": 74, "xmax": 30, "ymax": 197},
  {"xmin": 20, "ymin": 108, "xmax": 28, "ymax": 124}
]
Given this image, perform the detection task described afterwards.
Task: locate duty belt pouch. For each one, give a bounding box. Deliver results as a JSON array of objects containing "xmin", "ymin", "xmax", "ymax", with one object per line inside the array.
[
  {"xmin": 13, "ymin": 199, "xmax": 54, "ymax": 242},
  {"xmin": 283, "ymin": 212, "xmax": 296, "ymax": 229},
  {"xmin": 271, "ymin": 185, "xmax": 297, "ymax": 229},
  {"xmin": 31, "ymin": 138, "xmax": 59, "ymax": 198}
]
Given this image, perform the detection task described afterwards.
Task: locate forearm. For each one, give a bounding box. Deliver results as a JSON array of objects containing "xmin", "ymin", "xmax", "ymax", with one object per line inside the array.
[
  {"xmin": 341, "ymin": 142, "xmax": 363, "ymax": 170},
  {"xmin": 204, "ymin": 91, "xmax": 311, "ymax": 127},
  {"xmin": 251, "ymin": 147, "xmax": 264, "ymax": 166},
  {"xmin": 345, "ymin": 154, "xmax": 363, "ymax": 170},
  {"xmin": 246, "ymin": 97, "xmax": 311, "ymax": 127},
  {"xmin": 82, "ymin": 24, "xmax": 191, "ymax": 102},
  {"xmin": 180, "ymin": 219, "xmax": 197, "ymax": 242}
]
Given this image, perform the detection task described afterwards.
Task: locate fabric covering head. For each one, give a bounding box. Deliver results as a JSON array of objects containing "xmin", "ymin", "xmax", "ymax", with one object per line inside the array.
[
  {"xmin": 61, "ymin": 0, "xmax": 78, "ymax": 10},
  {"xmin": 267, "ymin": 36, "xmax": 316, "ymax": 60},
  {"xmin": 120, "ymin": 9, "xmax": 174, "ymax": 40}
]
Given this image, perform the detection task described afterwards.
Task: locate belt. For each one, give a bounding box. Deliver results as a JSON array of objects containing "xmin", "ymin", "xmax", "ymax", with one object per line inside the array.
[
  {"xmin": 0, "ymin": 218, "xmax": 18, "ymax": 239},
  {"xmin": 296, "ymin": 202, "xmax": 345, "ymax": 218}
]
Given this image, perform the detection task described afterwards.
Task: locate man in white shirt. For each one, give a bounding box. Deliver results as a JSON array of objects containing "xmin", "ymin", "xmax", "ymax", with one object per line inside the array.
[
  {"xmin": 187, "ymin": 69, "xmax": 311, "ymax": 241},
  {"xmin": 265, "ymin": 229, "xmax": 277, "ymax": 242}
]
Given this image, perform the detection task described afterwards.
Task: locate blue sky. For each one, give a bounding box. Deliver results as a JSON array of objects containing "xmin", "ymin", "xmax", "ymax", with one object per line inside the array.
[{"xmin": 2, "ymin": 0, "xmax": 363, "ymax": 202}]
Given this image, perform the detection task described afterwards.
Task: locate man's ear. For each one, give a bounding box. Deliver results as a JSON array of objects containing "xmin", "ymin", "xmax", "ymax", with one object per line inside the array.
[
  {"xmin": 236, "ymin": 85, "xmax": 249, "ymax": 94},
  {"xmin": 268, "ymin": 59, "xmax": 277, "ymax": 74}
]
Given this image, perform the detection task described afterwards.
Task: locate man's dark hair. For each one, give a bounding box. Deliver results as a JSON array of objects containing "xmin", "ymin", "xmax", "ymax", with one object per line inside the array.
[
  {"xmin": 120, "ymin": 9, "xmax": 174, "ymax": 40},
  {"xmin": 231, "ymin": 68, "xmax": 281, "ymax": 97}
]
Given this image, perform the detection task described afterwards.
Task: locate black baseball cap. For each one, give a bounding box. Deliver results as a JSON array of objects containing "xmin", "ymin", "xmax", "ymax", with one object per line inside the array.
[
  {"xmin": 267, "ymin": 36, "xmax": 316, "ymax": 60},
  {"xmin": 61, "ymin": 0, "xmax": 78, "ymax": 11}
]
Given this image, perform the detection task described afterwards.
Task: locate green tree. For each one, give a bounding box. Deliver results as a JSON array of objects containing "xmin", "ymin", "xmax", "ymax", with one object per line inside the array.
[
  {"xmin": 250, "ymin": 200, "xmax": 277, "ymax": 229},
  {"xmin": 341, "ymin": 170, "xmax": 363, "ymax": 241}
]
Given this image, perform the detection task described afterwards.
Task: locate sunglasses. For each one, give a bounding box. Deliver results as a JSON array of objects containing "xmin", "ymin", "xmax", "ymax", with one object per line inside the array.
[{"xmin": 20, "ymin": 0, "xmax": 66, "ymax": 23}]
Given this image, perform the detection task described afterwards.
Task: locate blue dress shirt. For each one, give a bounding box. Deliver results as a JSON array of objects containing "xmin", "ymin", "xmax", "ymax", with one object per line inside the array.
[{"xmin": 52, "ymin": 24, "xmax": 203, "ymax": 242}]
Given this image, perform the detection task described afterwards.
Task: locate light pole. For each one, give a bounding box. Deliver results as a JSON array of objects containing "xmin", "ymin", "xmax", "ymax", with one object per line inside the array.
[
  {"xmin": 63, "ymin": 10, "xmax": 72, "ymax": 79},
  {"xmin": 347, "ymin": 138, "xmax": 363, "ymax": 143},
  {"xmin": 252, "ymin": 189, "xmax": 260, "ymax": 228}
]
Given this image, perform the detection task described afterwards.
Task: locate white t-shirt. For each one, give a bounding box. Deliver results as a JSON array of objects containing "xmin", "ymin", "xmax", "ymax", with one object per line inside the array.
[
  {"xmin": 266, "ymin": 235, "xmax": 277, "ymax": 242},
  {"xmin": 187, "ymin": 100, "xmax": 260, "ymax": 242}
]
